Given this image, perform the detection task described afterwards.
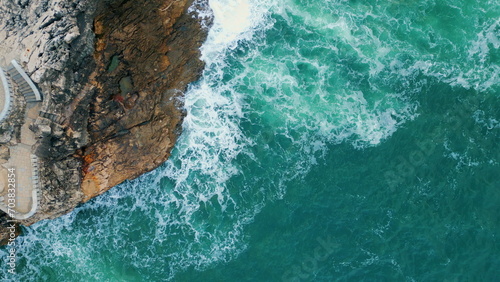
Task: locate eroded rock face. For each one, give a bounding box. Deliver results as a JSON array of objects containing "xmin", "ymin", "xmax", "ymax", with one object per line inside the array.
[
  {"xmin": 0, "ymin": 0, "xmax": 210, "ymax": 238},
  {"xmin": 81, "ymin": 0, "xmax": 209, "ymax": 201}
]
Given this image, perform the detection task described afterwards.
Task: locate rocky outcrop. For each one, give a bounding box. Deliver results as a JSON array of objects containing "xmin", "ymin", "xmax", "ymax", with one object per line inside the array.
[
  {"xmin": 81, "ymin": 0, "xmax": 209, "ymax": 201},
  {"xmin": 0, "ymin": 0, "xmax": 210, "ymax": 238}
]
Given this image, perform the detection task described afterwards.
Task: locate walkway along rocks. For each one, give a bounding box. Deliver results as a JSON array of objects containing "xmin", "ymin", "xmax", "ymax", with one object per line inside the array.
[
  {"xmin": 0, "ymin": 60, "xmax": 43, "ymax": 220},
  {"xmin": 5, "ymin": 60, "xmax": 42, "ymax": 103}
]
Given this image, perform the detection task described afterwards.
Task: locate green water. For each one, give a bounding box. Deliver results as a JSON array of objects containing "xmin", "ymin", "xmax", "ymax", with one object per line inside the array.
[{"xmin": 1, "ymin": 0, "xmax": 499, "ymax": 280}]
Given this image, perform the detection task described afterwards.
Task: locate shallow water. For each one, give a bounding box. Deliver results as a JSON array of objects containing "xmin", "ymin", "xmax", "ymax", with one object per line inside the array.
[{"xmin": 1, "ymin": 0, "xmax": 499, "ymax": 280}]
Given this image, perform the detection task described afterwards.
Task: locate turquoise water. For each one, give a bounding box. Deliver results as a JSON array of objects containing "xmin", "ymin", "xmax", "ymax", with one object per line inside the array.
[{"xmin": 2, "ymin": 0, "xmax": 499, "ymax": 280}]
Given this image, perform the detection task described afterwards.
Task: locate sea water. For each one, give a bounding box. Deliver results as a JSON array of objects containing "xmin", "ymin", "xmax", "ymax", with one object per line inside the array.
[{"xmin": 1, "ymin": 0, "xmax": 499, "ymax": 280}]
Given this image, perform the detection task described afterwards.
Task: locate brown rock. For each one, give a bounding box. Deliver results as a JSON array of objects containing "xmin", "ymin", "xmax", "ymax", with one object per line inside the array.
[{"xmin": 81, "ymin": 0, "xmax": 209, "ymax": 201}]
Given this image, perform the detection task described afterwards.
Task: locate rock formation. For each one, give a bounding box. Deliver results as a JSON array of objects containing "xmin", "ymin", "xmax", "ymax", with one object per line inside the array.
[{"xmin": 0, "ymin": 0, "xmax": 211, "ymax": 242}]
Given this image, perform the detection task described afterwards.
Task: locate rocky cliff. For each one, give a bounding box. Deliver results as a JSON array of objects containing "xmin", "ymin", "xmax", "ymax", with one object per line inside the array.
[{"xmin": 0, "ymin": 0, "xmax": 211, "ymax": 243}]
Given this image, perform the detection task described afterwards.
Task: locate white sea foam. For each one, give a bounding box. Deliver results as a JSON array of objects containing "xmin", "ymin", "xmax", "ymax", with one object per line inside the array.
[
  {"xmin": 468, "ymin": 19, "xmax": 500, "ymax": 64},
  {"xmin": 473, "ymin": 110, "xmax": 500, "ymax": 130},
  {"xmin": 200, "ymin": 0, "xmax": 274, "ymax": 58}
]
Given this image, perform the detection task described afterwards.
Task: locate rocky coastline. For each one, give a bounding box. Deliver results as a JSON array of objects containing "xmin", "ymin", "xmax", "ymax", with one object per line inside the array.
[{"xmin": 0, "ymin": 0, "xmax": 211, "ymax": 243}]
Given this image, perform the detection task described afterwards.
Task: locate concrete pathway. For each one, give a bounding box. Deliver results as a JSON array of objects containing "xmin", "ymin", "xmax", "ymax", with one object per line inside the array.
[{"xmin": 0, "ymin": 62, "xmax": 42, "ymax": 220}]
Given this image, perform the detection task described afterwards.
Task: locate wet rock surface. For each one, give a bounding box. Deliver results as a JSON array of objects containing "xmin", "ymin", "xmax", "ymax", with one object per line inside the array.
[{"xmin": 82, "ymin": 0, "xmax": 209, "ymax": 201}]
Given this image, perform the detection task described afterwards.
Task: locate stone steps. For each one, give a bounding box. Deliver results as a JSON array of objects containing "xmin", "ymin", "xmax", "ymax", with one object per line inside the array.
[
  {"xmin": 39, "ymin": 110, "xmax": 65, "ymax": 124},
  {"xmin": 30, "ymin": 154, "xmax": 40, "ymax": 218},
  {"xmin": 5, "ymin": 60, "xmax": 42, "ymax": 103}
]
